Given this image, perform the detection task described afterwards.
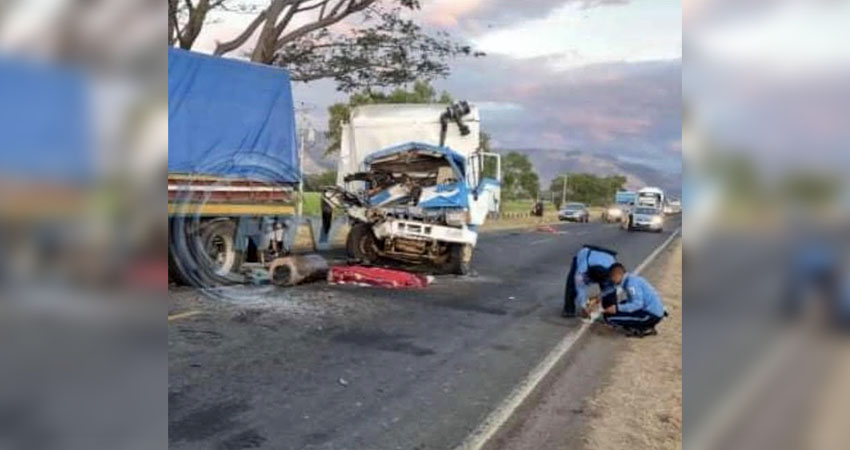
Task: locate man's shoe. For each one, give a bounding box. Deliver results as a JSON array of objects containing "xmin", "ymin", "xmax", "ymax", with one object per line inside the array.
[
  {"xmin": 561, "ymin": 310, "xmax": 576, "ymax": 318},
  {"xmin": 626, "ymin": 327, "xmax": 658, "ymax": 338}
]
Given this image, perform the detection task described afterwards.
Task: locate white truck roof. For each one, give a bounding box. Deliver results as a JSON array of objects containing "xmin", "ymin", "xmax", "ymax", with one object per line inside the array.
[
  {"xmin": 638, "ymin": 187, "xmax": 664, "ymax": 195},
  {"xmin": 337, "ymin": 104, "xmax": 480, "ymax": 186}
]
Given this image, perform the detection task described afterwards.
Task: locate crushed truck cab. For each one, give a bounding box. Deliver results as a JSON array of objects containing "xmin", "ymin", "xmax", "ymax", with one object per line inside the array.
[{"xmin": 324, "ymin": 103, "xmax": 500, "ymax": 274}]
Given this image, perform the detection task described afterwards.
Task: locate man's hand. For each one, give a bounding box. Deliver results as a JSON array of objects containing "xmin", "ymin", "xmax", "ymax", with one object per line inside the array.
[{"xmin": 603, "ymin": 304, "xmax": 617, "ymax": 314}]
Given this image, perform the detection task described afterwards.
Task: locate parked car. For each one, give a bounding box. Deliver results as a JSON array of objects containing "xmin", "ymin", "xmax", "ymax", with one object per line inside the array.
[
  {"xmin": 558, "ymin": 203, "xmax": 589, "ymax": 222},
  {"xmin": 602, "ymin": 204, "xmax": 626, "ymax": 223},
  {"xmin": 625, "ymin": 206, "xmax": 664, "ymax": 232}
]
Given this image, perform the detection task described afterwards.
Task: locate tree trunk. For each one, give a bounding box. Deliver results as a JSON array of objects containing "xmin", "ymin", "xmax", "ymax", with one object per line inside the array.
[{"xmin": 250, "ymin": 0, "xmax": 285, "ymax": 63}]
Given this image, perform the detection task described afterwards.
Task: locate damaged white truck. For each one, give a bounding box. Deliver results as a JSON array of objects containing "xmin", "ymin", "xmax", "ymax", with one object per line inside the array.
[{"xmin": 322, "ymin": 102, "xmax": 501, "ymax": 275}]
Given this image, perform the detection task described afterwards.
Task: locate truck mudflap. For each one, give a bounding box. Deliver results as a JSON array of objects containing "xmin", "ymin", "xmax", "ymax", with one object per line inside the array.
[{"xmin": 372, "ymin": 219, "xmax": 477, "ymax": 246}]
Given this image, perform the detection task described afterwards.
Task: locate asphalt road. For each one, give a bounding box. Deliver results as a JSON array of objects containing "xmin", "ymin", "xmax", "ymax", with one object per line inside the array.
[{"xmin": 168, "ymin": 216, "xmax": 681, "ymax": 450}]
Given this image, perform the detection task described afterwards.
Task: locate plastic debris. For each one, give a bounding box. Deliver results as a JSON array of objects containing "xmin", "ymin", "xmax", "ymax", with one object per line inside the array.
[{"xmin": 328, "ymin": 266, "xmax": 432, "ymax": 289}]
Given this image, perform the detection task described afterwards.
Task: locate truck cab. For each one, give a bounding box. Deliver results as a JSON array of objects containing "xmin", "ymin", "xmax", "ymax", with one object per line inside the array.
[{"xmin": 325, "ymin": 102, "xmax": 501, "ymax": 274}]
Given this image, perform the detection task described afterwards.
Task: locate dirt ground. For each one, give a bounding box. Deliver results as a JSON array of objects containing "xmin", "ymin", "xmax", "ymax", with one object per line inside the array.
[{"xmin": 581, "ymin": 240, "xmax": 682, "ymax": 449}]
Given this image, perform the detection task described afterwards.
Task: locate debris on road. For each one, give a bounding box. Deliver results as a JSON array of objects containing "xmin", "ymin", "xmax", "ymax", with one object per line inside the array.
[
  {"xmin": 537, "ymin": 225, "xmax": 561, "ymax": 234},
  {"xmin": 269, "ymin": 254, "xmax": 329, "ymax": 286},
  {"xmin": 338, "ymin": 377, "xmax": 349, "ymax": 387},
  {"xmin": 328, "ymin": 266, "xmax": 432, "ymax": 289},
  {"xmin": 246, "ymin": 267, "xmax": 271, "ymax": 285}
]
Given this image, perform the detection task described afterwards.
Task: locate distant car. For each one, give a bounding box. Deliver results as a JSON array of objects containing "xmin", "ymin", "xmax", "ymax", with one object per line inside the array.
[
  {"xmin": 664, "ymin": 199, "xmax": 682, "ymax": 215},
  {"xmin": 625, "ymin": 206, "xmax": 664, "ymax": 232},
  {"xmin": 559, "ymin": 203, "xmax": 589, "ymax": 222},
  {"xmin": 602, "ymin": 205, "xmax": 626, "ymax": 223}
]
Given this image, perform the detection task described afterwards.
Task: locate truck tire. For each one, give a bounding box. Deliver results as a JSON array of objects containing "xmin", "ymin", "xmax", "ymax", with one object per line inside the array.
[
  {"xmin": 347, "ymin": 223, "xmax": 380, "ymax": 264},
  {"xmin": 199, "ymin": 218, "xmax": 242, "ymax": 277},
  {"xmin": 446, "ymin": 243, "xmax": 473, "ymax": 275},
  {"xmin": 169, "ymin": 217, "xmax": 243, "ymax": 286}
]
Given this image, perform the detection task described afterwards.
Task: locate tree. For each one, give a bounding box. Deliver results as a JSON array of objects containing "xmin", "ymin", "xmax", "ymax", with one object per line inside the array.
[
  {"xmin": 324, "ymin": 80, "xmax": 452, "ymax": 154},
  {"xmin": 169, "ymin": 0, "xmax": 481, "ymax": 91},
  {"xmin": 550, "ymin": 173, "xmax": 627, "ymax": 206},
  {"xmin": 303, "ymin": 170, "xmax": 338, "ymax": 191},
  {"xmin": 501, "ymin": 152, "xmax": 540, "ymax": 200}
]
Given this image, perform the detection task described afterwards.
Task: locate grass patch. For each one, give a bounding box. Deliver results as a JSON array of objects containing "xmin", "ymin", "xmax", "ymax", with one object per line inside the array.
[
  {"xmin": 500, "ymin": 199, "xmax": 558, "ymax": 214},
  {"xmin": 301, "ymin": 191, "xmax": 322, "ymax": 216}
]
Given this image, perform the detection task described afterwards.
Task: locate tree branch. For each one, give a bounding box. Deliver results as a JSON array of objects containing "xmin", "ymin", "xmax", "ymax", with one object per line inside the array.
[
  {"xmin": 275, "ymin": 0, "xmax": 375, "ymax": 50},
  {"xmin": 274, "ymin": 3, "xmax": 301, "ymax": 37},
  {"xmin": 214, "ymin": 9, "xmax": 267, "ymax": 55}
]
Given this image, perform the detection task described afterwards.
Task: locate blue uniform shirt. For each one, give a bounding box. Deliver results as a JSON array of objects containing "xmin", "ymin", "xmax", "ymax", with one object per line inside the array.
[
  {"xmin": 617, "ymin": 273, "xmax": 665, "ymax": 317},
  {"xmin": 574, "ymin": 247, "xmax": 617, "ymax": 308}
]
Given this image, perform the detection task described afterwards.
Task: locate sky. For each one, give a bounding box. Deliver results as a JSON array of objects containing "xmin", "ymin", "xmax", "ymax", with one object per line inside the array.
[{"xmin": 195, "ymin": 0, "xmax": 682, "ymax": 177}]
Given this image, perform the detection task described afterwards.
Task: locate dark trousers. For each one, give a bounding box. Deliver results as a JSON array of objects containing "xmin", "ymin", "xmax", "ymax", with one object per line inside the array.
[
  {"xmin": 563, "ymin": 257, "xmax": 617, "ymax": 316},
  {"xmin": 563, "ymin": 257, "xmax": 578, "ymax": 316},
  {"xmin": 604, "ymin": 310, "xmax": 663, "ymax": 331}
]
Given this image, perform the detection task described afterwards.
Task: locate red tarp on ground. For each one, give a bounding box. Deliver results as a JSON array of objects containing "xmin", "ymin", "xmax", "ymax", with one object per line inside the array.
[{"xmin": 328, "ymin": 266, "xmax": 431, "ymax": 289}]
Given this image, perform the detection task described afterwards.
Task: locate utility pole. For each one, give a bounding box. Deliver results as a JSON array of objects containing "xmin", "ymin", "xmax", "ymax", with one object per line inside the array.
[
  {"xmin": 297, "ymin": 130, "xmax": 305, "ymax": 216},
  {"xmin": 561, "ymin": 174, "xmax": 567, "ymax": 206},
  {"xmin": 295, "ymin": 102, "xmax": 316, "ymax": 217}
]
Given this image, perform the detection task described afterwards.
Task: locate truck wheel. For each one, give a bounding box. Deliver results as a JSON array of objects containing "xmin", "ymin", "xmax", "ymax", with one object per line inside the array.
[
  {"xmin": 169, "ymin": 217, "xmax": 243, "ymax": 286},
  {"xmin": 446, "ymin": 243, "xmax": 473, "ymax": 275},
  {"xmin": 199, "ymin": 218, "xmax": 242, "ymax": 277},
  {"xmin": 347, "ymin": 223, "xmax": 380, "ymax": 264}
]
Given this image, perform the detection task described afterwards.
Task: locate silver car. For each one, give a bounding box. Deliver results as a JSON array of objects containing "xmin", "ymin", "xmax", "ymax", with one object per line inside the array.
[
  {"xmin": 625, "ymin": 206, "xmax": 664, "ymax": 232},
  {"xmin": 558, "ymin": 203, "xmax": 589, "ymax": 222}
]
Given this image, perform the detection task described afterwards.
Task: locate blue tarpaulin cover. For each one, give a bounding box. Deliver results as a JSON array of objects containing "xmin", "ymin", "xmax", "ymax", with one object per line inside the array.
[
  {"xmin": 0, "ymin": 58, "xmax": 91, "ymax": 182},
  {"xmin": 168, "ymin": 48, "xmax": 299, "ymax": 182}
]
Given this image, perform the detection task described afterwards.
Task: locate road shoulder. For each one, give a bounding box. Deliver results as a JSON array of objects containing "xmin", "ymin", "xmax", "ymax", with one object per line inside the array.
[{"xmin": 487, "ymin": 238, "xmax": 682, "ymax": 450}]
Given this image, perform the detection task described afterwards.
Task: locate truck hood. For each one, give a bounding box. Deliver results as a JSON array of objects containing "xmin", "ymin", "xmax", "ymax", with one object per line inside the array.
[
  {"xmin": 364, "ymin": 142, "xmax": 466, "ymax": 174},
  {"xmin": 364, "ymin": 142, "xmax": 468, "ymax": 210}
]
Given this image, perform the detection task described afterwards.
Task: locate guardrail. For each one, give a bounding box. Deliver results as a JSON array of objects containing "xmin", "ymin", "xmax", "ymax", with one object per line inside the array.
[{"xmin": 486, "ymin": 211, "xmax": 547, "ymax": 220}]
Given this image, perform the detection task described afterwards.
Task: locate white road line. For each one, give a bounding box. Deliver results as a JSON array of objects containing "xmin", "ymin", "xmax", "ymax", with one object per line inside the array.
[
  {"xmin": 530, "ymin": 238, "xmax": 554, "ymax": 245},
  {"xmin": 454, "ymin": 227, "xmax": 681, "ymax": 450}
]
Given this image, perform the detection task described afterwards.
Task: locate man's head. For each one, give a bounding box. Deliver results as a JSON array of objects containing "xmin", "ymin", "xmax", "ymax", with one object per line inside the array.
[{"xmin": 608, "ymin": 263, "xmax": 626, "ymax": 284}]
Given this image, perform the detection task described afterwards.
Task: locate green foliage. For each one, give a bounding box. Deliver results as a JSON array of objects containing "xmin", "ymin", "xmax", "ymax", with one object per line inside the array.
[
  {"xmin": 325, "ymin": 80, "xmax": 452, "ymax": 154},
  {"xmin": 303, "ymin": 171, "xmax": 337, "ymax": 191},
  {"xmin": 300, "ymin": 192, "xmax": 323, "ymax": 216},
  {"xmin": 276, "ymin": 4, "xmax": 483, "ymax": 91},
  {"xmin": 501, "ymin": 152, "xmax": 540, "ymax": 200},
  {"xmin": 781, "ymin": 172, "xmax": 841, "ymax": 206},
  {"xmin": 549, "ymin": 173, "xmax": 627, "ymax": 207}
]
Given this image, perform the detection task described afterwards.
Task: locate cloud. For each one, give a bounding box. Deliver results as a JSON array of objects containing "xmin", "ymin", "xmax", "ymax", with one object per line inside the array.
[
  {"xmin": 420, "ymin": 0, "xmax": 629, "ymax": 34},
  {"xmin": 434, "ymin": 55, "xmax": 682, "ymax": 174}
]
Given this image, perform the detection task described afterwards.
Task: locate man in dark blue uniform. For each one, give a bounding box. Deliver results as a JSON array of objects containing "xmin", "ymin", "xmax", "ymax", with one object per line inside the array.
[{"xmin": 563, "ymin": 245, "xmax": 619, "ymax": 318}]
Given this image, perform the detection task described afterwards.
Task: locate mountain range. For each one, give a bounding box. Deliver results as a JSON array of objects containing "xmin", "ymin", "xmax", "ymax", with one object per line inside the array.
[{"xmin": 301, "ymin": 134, "xmax": 681, "ymax": 196}]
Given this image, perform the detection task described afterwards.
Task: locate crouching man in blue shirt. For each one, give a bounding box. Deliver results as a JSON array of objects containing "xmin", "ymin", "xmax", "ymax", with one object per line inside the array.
[{"xmin": 603, "ymin": 263, "xmax": 667, "ymax": 337}]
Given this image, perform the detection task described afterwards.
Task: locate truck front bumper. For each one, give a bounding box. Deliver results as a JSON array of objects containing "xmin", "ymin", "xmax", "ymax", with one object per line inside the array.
[{"xmin": 372, "ymin": 219, "xmax": 478, "ymax": 246}]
